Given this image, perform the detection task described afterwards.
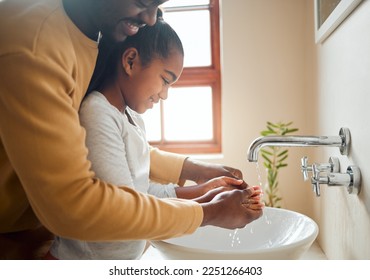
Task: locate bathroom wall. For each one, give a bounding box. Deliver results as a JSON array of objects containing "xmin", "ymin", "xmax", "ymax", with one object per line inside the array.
[
  {"xmin": 211, "ymin": 0, "xmax": 316, "ymax": 217},
  {"xmin": 312, "ymin": 0, "xmax": 370, "ymax": 259},
  {"xmin": 213, "ymin": 0, "xmax": 370, "ymax": 259}
]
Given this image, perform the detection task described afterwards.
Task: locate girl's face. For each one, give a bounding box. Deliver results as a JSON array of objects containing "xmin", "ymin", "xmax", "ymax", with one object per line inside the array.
[{"xmin": 120, "ymin": 49, "xmax": 184, "ymax": 114}]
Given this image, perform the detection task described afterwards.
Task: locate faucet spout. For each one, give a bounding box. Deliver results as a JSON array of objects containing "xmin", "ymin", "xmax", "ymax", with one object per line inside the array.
[{"xmin": 247, "ymin": 127, "xmax": 350, "ymax": 162}]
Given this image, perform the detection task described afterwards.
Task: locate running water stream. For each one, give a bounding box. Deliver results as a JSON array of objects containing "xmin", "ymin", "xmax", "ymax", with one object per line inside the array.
[
  {"xmin": 255, "ymin": 162, "xmax": 264, "ymax": 189},
  {"xmin": 229, "ymin": 162, "xmax": 266, "ymax": 247}
]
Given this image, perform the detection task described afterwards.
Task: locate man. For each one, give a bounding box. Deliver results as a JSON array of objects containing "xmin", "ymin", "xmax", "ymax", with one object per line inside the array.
[{"xmin": 0, "ymin": 0, "xmax": 263, "ymax": 259}]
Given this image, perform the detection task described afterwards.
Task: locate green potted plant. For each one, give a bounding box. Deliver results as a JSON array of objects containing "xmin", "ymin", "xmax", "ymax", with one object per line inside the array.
[{"xmin": 260, "ymin": 121, "xmax": 298, "ymax": 208}]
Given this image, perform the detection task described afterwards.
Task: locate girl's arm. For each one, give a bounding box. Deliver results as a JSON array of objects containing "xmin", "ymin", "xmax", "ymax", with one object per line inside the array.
[{"xmin": 174, "ymin": 176, "xmax": 246, "ymax": 199}]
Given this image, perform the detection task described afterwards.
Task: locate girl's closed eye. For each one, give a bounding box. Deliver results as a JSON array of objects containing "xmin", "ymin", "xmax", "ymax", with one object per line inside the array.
[{"xmin": 162, "ymin": 76, "xmax": 170, "ymax": 86}]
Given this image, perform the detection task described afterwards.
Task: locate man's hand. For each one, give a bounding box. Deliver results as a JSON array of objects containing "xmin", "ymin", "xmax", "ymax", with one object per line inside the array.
[{"xmin": 200, "ymin": 187, "xmax": 264, "ymax": 229}]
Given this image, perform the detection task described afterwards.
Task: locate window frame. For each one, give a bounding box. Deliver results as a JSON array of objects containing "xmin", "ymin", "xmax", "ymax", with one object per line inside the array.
[{"xmin": 149, "ymin": 0, "xmax": 222, "ymax": 154}]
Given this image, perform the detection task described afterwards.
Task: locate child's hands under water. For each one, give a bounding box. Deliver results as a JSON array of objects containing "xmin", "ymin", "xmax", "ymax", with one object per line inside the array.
[
  {"xmin": 175, "ymin": 176, "xmax": 246, "ymax": 200},
  {"xmin": 194, "ymin": 182, "xmax": 264, "ymax": 210},
  {"xmin": 176, "ymin": 176, "xmax": 264, "ymax": 229},
  {"xmin": 242, "ymin": 185, "xmax": 264, "ymax": 210},
  {"xmin": 200, "ymin": 186, "xmax": 264, "ymax": 229}
]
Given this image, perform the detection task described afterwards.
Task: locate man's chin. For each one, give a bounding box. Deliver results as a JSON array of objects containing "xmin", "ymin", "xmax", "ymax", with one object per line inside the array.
[
  {"xmin": 113, "ymin": 33, "xmax": 128, "ymax": 42},
  {"xmin": 100, "ymin": 30, "xmax": 128, "ymax": 44}
]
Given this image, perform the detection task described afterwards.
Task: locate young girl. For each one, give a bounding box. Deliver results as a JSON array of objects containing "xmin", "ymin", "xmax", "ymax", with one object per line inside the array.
[{"xmin": 48, "ymin": 11, "xmax": 263, "ymax": 260}]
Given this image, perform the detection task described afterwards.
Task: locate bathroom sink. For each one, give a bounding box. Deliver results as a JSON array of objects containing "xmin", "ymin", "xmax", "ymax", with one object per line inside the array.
[{"xmin": 151, "ymin": 207, "xmax": 319, "ymax": 259}]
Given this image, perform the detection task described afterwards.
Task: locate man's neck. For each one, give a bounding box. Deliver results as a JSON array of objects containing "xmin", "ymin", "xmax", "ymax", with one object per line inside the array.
[{"xmin": 62, "ymin": 0, "xmax": 100, "ymax": 41}]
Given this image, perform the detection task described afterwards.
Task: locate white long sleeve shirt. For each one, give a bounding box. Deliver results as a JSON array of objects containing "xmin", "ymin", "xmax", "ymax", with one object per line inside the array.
[{"xmin": 50, "ymin": 91, "xmax": 178, "ymax": 259}]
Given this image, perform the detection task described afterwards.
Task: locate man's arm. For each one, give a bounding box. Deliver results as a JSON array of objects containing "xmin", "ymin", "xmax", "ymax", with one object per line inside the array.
[{"xmin": 0, "ymin": 52, "xmax": 203, "ymax": 241}]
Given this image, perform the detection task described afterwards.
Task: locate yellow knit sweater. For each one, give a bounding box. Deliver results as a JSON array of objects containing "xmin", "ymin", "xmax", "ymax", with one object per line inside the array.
[{"xmin": 0, "ymin": 0, "xmax": 202, "ymax": 241}]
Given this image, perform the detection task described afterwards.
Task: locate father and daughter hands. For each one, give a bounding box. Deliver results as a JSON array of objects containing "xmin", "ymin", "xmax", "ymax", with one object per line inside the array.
[
  {"xmin": 194, "ymin": 177, "xmax": 263, "ymax": 207},
  {"xmin": 195, "ymin": 177, "xmax": 264, "ymax": 229},
  {"xmin": 178, "ymin": 158, "xmax": 264, "ymax": 230}
]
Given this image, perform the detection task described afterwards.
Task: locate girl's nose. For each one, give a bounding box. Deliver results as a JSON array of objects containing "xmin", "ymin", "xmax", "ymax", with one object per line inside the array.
[
  {"xmin": 159, "ymin": 88, "xmax": 169, "ymax": 100},
  {"xmin": 139, "ymin": 7, "xmax": 158, "ymax": 26}
]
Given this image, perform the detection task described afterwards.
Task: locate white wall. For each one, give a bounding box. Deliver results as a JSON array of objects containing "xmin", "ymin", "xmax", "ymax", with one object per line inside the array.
[
  {"xmin": 214, "ymin": 0, "xmax": 315, "ymax": 217},
  {"xmin": 214, "ymin": 0, "xmax": 370, "ymax": 259},
  {"xmin": 313, "ymin": 0, "xmax": 370, "ymax": 259}
]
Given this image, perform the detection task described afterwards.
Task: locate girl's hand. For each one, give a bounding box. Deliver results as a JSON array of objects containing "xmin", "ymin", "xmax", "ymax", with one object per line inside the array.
[
  {"xmin": 242, "ymin": 185, "xmax": 264, "ymax": 210},
  {"xmin": 175, "ymin": 176, "xmax": 246, "ymax": 200},
  {"xmin": 180, "ymin": 158, "xmax": 244, "ymax": 184},
  {"xmin": 195, "ymin": 185, "xmax": 264, "ymax": 207}
]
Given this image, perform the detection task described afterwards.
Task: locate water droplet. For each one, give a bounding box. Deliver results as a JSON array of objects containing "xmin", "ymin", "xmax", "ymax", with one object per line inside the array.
[{"xmin": 230, "ymin": 229, "xmax": 239, "ymax": 248}]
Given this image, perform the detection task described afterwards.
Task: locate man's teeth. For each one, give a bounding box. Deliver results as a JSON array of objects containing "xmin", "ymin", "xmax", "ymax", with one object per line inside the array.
[{"xmin": 128, "ymin": 21, "xmax": 146, "ymax": 28}]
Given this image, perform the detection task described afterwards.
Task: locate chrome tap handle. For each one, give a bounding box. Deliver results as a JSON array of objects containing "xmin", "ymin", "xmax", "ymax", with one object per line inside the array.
[
  {"xmin": 301, "ymin": 156, "xmax": 340, "ymax": 182},
  {"xmin": 301, "ymin": 156, "xmax": 314, "ymax": 181},
  {"xmin": 310, "ymin": 160, "xmax": 334, "ymax": 197},
  {"xmin": 311, "ymin": 164, "xmax": 321, "ymax": 197},
  {"xmin": 311, "ymin": 178, "xmax": 321, "ymax": 197},
  {"xmin": 305, "ymin": 156, "xmax": 360, "ymax": 196}
]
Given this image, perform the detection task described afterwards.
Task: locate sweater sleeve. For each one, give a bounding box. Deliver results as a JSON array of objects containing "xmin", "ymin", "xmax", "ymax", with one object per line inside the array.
[
  {"xmin": 0, "ymin": 52, "xmax": 203, "ymax": 241},
  {"xmin": 149, "ymin": 147, "xmax": 187, "ymax": 184}
]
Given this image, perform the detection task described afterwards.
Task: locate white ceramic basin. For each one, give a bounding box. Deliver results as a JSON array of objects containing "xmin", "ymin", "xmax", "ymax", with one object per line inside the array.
[{"xmin": 151, "ymin": 207, "xmax": 319, "ymax": 259}]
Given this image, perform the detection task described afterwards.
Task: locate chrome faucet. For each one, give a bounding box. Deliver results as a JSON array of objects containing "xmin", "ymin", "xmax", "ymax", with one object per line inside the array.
[
  {"xmin": 301, "ymin": 156, "xmax": 361, "ymax": 196},
  {"xmin": 247, "ymin": 127, "xmax": 350, "ymax": 162},
  {"xmin": 301, "ymin": 156, "xmax": 340, "ymax": 196}
]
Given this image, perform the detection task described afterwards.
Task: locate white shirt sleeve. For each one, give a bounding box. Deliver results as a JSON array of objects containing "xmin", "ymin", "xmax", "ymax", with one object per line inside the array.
[
  {"xmin": 79, "ymin": 93, "xmax": 136, "ymax": 188},
  {"xmin": 148, "ymin": 181, "xmax": 177, "ymax": 198}
]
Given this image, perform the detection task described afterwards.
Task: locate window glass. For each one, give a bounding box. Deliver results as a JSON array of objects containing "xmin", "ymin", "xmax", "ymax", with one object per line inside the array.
[
  {"xmin": 163, "ymin": 87, "xmax": 213, "ymax": 141},
  {"xmin": 142, "ymin": 103, "xmax": 161, "ymax": 142},
  {"xmin": 142, "ymin": 87, "xmax": 214, "ymax": 142},
  {"xmin": 142, "ymin": 0, "xmax": 221, "ymax": 153},
  {"xmin": 162, "ymin": 0, "xmax": 210, "ymax": 8},
  {"xmin": 163, "ymin": 10, "xmax": 211, "ymax": 67}
]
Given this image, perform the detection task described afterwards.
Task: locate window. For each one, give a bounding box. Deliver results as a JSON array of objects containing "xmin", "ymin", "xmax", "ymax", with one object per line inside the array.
[{"xmin": 142, "ymin": 0, "xmax": 221, "ymax": 154}]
